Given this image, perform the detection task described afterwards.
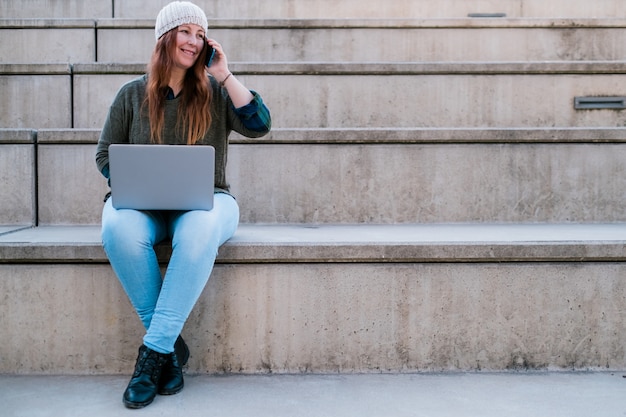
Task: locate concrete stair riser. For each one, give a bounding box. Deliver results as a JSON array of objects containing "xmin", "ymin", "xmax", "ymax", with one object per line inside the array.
[
  {"xmin": 0, "ymin": 1, "xmax": 112, "ymax": 19},
  {"xmin": 1, "ymin": 261, "xmax": 625, "ymax": 374},
  {"xmin": 4, "ymin": 0, "xmax": 626, "ymax": 19},
  {"xmin": 0, "ymin": 73, "xmax": 71, "ymax": 129},
  {"xmin": 4, "ymin": 63, "xmax": 626, "ymax": 130},
  {"xmin": 75, "ymin": 71, "xmax": 626, "ymax": 129},
  {"xmin": 122, "ymin": 0, "xmax": 626, "ymax": 19},
  {"xmin": 0, "ymin": 144, "xmax": 35, "ymax": 225},
  {"xmin": 37, "ymin": 144, "xmax": 106, "ymax": 226},
  {"xmin": 0, "ymin": 25, "xmax": 95, "ymax": 64},
  {"xmin": 97, "ymin": 24, "xmax": 626, "ymax": 64},
  {"xmin": 5, "ymin": 20, "xmax": 626, "ymax": 64},
  {"xmin": 29, "ymin": 141, "xmax": 626, "ymax": 225},
  {"xmin": 227, "ymin": 142, "xmax": 626, "ymax": 224}
]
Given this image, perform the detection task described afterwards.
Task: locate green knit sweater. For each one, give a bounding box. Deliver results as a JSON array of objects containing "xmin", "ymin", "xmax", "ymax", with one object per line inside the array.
[{"xmin": 95, "ymin": 74, "xmax": 271, "ymax": 194}]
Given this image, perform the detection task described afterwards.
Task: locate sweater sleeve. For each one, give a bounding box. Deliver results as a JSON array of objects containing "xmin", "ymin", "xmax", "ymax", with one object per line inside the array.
[
  {"xmin": 95, "ymin": 108, "xmax": 116, "ymax": 180},
  {"xmin": 232, "ymin": 91, "xmax": 272, "ymax": 133}
]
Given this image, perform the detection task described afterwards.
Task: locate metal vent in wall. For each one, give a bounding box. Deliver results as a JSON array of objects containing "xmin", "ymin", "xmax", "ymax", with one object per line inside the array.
[
  {"xmin": 467, "ymin": 13, "xmax": 507, "ymax": 18},
  {"xmin": 574, "ymin": 96, "xmax": 626, "ymax": 110}
]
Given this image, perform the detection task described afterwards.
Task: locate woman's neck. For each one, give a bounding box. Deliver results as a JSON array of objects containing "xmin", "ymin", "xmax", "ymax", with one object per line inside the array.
[{"xmin": 169, "ymin": 69, "xmax": 186, "ymax": 97}]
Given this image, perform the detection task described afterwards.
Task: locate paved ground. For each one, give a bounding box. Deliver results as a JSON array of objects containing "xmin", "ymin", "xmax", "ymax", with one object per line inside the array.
[{"xmin": 2, "ymin": 372, "xmax": 625, "ymax": 417}]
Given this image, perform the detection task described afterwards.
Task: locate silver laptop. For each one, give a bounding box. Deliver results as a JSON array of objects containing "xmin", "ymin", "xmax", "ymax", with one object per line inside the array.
[{"xmin": 108, "ymin": 144, "xmax": 215, "ymax": 210}]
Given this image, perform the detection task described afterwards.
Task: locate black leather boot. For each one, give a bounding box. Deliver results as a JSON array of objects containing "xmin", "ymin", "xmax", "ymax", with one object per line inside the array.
[
  {"xmin": 158, "ymin": 335, "xmax": 190, "ymax": 395},
  {"xmin": 123, "ymin": 345, "xmax": 169, "ymax": 409}
]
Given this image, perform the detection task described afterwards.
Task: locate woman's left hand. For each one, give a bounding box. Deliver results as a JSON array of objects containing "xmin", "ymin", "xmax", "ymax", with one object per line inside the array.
[
  {"xmin": 204, "ymin": 38, "xmax": 230, "ymax": 82},
  {"xmin": 203, "ymin": 38, "xmax": 254, "ymax": 107}
]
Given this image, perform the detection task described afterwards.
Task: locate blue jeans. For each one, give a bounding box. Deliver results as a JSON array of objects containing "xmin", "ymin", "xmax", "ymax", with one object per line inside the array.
[{"xmin": 101, "ymin": 193, "xmax": 239, "ymax": 354}]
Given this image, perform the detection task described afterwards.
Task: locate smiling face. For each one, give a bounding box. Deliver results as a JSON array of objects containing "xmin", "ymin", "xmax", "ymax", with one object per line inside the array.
[{"xmin": 172, "ymin": 24, "xmax": 206, "ymax": 70}]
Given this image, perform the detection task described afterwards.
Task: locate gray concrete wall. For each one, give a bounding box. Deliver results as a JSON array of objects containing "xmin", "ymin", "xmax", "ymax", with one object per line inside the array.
[
  {"xmin": 72, "ymin": 71, "xmax": 139, "ymax": 129},
  {"xmin": 7, "ymin": 66, "xmax": 624, "ymax": 130},
  {"xmin": 37, "ymin": 143, "xmax": 108, "ymax": 226},
  {"xmin": 0, "ymin": 144, "xmax": 35, "ymax": 226},
  {"xmin": 113, "ymin": 0, "xmax": 626, "ymax": 19},
  {"xmin": 1, "ymin": 262, "xmax": 625, "ymax": 374},
  {"xmin": 5, "ymin": 19, "xmax": 626, "ymax": 64},
  {"xmin": 96, "ymin": 22, "xmax": 626, "ymax": 64},
  {"xmin": 0, "ymin": 23, "xmax": 95, "ymax": 64},
  {"xmin": 34, "ymin": 139, "xmax": 626, "ymax": 225},
  {"xmin": 71, "ymin": 67, "xmax": 626, "ymax": 129},
  {"xmin": 3, "ymin": 0, "xmax": 625, "ymax": 20},
  {"xmin": 0, "ymin": 66, "xmax": 72, "ymax": 129},
  {"xmin": 227, "ymin": 143, "xmax": 626, "ymax": 224},
  {"xmin": 0, "ymin": 0, "xmax": 112, "ymax": 18}
]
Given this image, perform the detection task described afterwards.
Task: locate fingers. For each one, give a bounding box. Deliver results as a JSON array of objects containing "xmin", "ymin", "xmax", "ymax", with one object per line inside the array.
[
  {"xmin": 204, "ymin": 38, "xmax": 229, "ymax": 73},
  {"xmin": 205, "ymin": 38, "xmax": 222, "ymax": 53}
]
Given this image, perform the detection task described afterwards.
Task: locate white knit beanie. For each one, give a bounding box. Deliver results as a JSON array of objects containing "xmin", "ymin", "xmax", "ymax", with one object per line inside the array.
[{"xmin": 155, "ymin": 1, "xmax": 208, "ymax": 41}]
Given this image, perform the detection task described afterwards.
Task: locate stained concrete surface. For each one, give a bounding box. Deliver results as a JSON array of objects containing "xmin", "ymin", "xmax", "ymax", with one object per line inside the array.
[{"xmin": 2, "ymin": 372, "xmax": 625, "ymax": 417}]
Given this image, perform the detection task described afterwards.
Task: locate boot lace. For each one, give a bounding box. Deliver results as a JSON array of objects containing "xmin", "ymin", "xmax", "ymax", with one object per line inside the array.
[{"xmin": 133, "ymin": 347, "xmax": 167, "ymax": 380}]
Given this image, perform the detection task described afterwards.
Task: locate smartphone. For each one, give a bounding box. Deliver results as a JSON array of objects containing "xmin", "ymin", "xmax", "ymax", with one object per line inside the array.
[{"xmin": 204, "ymin": 41, "xmax": 216, "ymax": 67}]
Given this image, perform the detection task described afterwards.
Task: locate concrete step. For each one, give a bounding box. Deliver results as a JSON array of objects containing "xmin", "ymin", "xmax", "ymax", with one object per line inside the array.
[
  {"xmin": 0, "ymin": 19, "xmax": 95, "ymax": 64},
  {"xmin": 4, "ymin": 18, "xmax": 626, "ymax": 64},
  {"xmin": 115, "ymin": 0, "xmax": 626, "ymax": 19},
  {"xmin": 3, "ymin": 128, "xmax": 625, "ymax": 226},
  {"xmin": 4, "ymin": 62, "xmax": 626, "ymax": 130},
  {"xmin": 0, "ymin": 64, "xmax": 71, "ymax": 129},
  {"xmin": 2, "ymin": 373, "xmax": 624, "ymax": 417},
  {"xmin": 96, "ymin": 18, "xmax": 626, "ymax": 63},
  {"xmin": 0, "ymin": 0, "xmax": 112, "ymax": 19},
  {"xmin": 1, "ymin": 223, "xmax": 625, "ymax": 374},
  {"xmin": 3, "ymin": 0, "xmax": 626, "ymax": 19},
  {"xmin": 0, "ymin": 129, "xmax": 35, "ymax": 226}
]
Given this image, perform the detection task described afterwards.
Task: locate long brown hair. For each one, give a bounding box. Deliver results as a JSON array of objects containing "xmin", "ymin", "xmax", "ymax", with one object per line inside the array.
[{"xmin": 145, "ymin": 29, "xmax": 212, "ymax": 145}]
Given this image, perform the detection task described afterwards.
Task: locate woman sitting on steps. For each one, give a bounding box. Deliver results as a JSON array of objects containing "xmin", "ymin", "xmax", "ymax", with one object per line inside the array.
[{"xmin": 95, "ymin": 1, "xmax": 271, "ymax": 409}]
